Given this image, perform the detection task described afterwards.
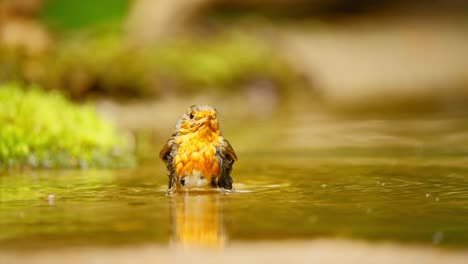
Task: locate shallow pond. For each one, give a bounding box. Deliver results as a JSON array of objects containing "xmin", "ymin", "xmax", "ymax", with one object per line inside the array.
[{"xmin": 1, "ymin": 113, "xmax": 468, "ymax": 249}]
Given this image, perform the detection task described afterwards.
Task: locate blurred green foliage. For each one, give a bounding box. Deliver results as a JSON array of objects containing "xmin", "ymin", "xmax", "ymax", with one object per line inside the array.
[
  {"xmin": 0, "ymin": 82, "xmax": 134, "ymax": 169},
  {"xmin": 152, "ymin": 32, "xmax": 297, "ymax": 93},
  {"xmin": 1, "ymin": 30, "xmax": 302, "ymax": 98},
  {"xmin": 41, "ymin": 0, "xmax": 130, "ymax": 30}
]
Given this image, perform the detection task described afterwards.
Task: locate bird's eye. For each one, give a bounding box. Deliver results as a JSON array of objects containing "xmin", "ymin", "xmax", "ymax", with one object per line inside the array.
[{"xmin": 189, "ymin": 113, "xmax": 194, "ymax": 119}]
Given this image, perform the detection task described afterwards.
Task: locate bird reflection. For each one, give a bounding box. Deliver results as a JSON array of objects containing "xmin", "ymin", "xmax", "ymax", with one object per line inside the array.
[{"xmin": 170, "ymin": 193, "xmax": 226, "ymax": 248}]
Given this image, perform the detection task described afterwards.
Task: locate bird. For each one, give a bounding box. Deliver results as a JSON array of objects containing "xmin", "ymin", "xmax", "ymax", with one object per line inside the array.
[{"xmin": 159, "ymin": 105, "xmax": 237, "ymax": 192}]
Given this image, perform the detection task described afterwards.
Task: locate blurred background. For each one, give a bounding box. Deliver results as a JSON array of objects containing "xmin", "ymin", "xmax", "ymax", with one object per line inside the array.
[
  {"xmin": 2, "ymin": 0, "xmax": 468, "ymax": 154},
  {"xmin": 2, "ymin": 1, "xmax": 468, "ymax": 263},
  {"xmin": 2, "ymin": 0, "xmax": 468, "ymax": 108}
]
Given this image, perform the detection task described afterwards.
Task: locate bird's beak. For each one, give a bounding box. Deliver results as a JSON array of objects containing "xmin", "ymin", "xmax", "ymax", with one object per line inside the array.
[
  {"xmin": 198, "ymin": 112, "xmax": 215, "ymax": 123},
  {"xmin": 198, "ymin": 115, "xmax": 218, "ymax": 130},
  {"xmin": 198, "ymin": 116, "xmax": 211, "ymax": 124}
]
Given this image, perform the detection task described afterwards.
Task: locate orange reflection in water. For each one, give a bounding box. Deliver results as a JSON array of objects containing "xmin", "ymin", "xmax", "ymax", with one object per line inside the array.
[{"xmin": 170, "ymin": 193, "xmax": 226, "ymax": 248}]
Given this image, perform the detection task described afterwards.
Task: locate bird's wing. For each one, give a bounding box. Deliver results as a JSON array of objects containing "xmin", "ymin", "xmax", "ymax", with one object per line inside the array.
[
  {"xmin": 159, "ymin": 135, "xmax": 177, "ymax": 189},
  {"xmin": 159, "ymin": 134, "xmax": 175, "ymax": 161},
  {"xmin": 216, "ymin": 138, "xmax": 237, "ymax": 190},
  {"xmin": 223, "ymin": 138, "xmax": 238, "ymax": 161}
]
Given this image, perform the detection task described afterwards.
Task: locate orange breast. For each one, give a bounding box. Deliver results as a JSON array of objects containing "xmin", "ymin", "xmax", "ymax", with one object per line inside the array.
[{"xmin": 173, "ymin": 130, "xmax": 220, "ymax": 180}]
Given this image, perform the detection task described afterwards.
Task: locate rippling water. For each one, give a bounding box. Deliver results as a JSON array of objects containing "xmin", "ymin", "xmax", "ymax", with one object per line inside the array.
[{"xmin": 1, "ymin": 114, "xmax": 468, "ymax": 249}]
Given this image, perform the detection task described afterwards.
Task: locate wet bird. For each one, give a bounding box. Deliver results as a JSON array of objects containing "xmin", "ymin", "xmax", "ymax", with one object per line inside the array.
[{"xmin": 160, "ymin": 105, "xmax": 237, "ymax": 192}]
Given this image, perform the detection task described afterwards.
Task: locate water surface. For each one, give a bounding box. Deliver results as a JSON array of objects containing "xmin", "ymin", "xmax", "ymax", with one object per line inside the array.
[{"xmin": 1, "ymin": 114, "xmax": 468, "ymax": 249}]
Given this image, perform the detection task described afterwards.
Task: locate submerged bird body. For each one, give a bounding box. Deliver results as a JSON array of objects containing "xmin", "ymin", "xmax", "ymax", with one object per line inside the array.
[{"xmin": 160, "ymin": 105, "xmax": 237, "ymax": 192}]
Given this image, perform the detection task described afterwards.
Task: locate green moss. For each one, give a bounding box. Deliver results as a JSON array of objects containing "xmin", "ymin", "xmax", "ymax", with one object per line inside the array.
[{"xmin": 0, "ymin": 82, "xmax": 134, "ymax": 169}]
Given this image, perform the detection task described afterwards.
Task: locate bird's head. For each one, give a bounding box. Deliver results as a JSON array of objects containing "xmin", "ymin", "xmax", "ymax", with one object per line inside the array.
[{"xmin": 176, "ymin": 105, "xmax": 220, "ymax": 134}]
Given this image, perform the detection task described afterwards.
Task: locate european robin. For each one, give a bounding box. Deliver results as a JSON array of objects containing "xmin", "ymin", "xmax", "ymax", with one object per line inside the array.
[{"xmin": 160, "ymin": 105, "xmax": 237, "ymax": 192}]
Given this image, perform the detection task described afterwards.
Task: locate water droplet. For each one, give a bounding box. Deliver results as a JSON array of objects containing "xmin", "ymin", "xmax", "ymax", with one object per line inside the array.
[
  {"xmin": 321, "ymin": 184, "xmax": 327, "ymax": 188},
  {"xmin": 425, "ymin": 193, "xmax": 430, "ymax": 197}
]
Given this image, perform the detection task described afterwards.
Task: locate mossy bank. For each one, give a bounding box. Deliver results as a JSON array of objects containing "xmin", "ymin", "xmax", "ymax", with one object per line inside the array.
[{"xmin": 0, "ymin": 82, "xmax": 134, "ymax": 169}]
